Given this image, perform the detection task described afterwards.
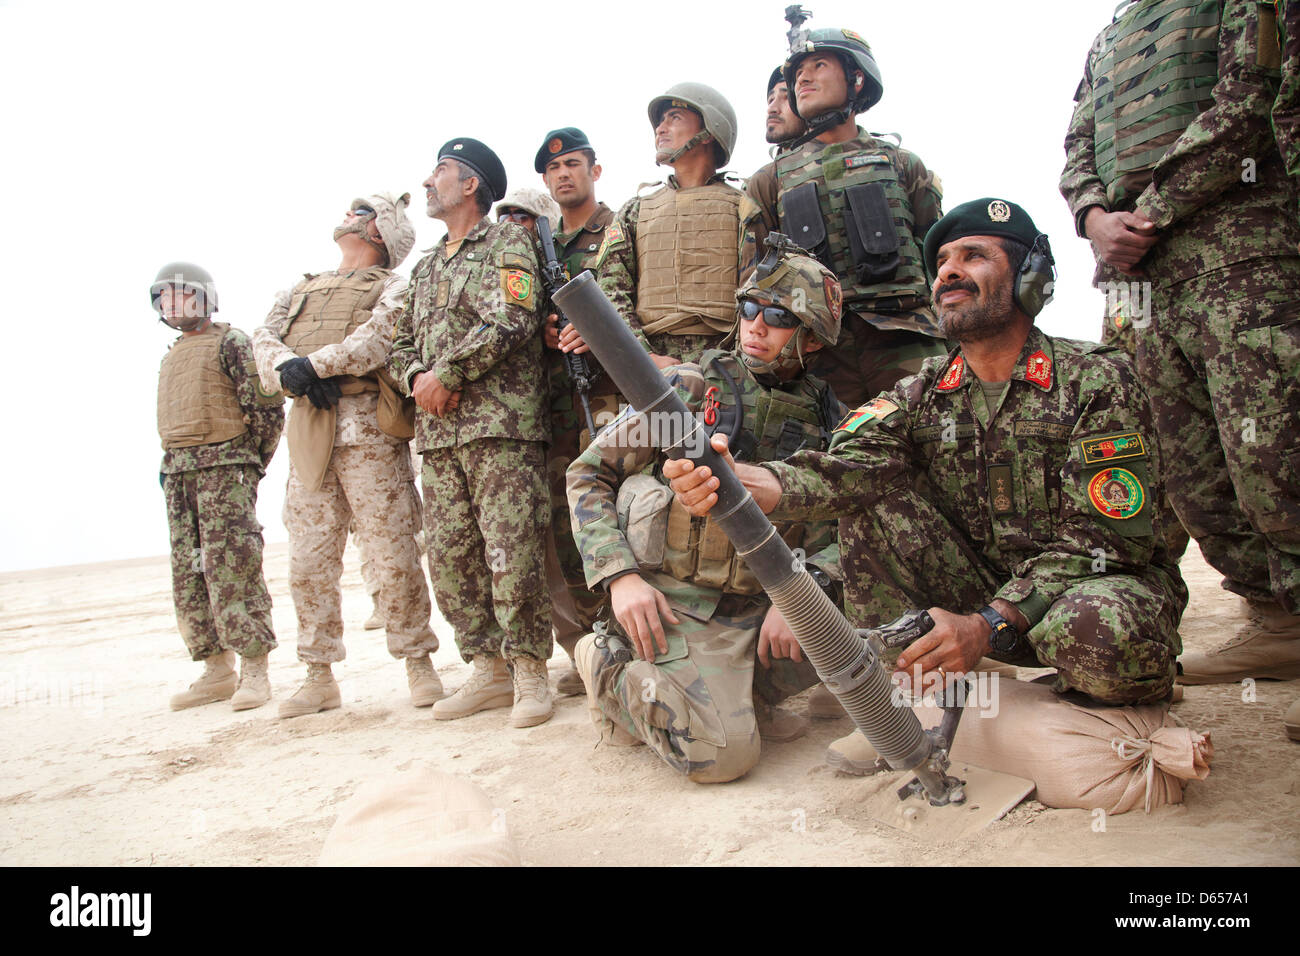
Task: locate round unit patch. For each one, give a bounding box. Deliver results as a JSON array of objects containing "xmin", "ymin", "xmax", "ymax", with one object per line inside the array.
[{"xmin": 1087, "ymin": 467, "xmax": 1145, "ymax": 519}]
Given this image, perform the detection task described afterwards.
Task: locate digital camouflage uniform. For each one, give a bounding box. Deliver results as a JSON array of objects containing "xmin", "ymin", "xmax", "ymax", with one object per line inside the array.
[
  {"xmin": 253, "ymin": 269, "xmax": 436, "ymax": 665},
  {"xmin": 568, "ymin": 352, "xmax": 841, "ymax": 782},
  {"xmin": 1061, "ymin": 0, "xmax": 1300, "ymax": 613},
  {"xmin": 545, "ymin": 202, "xmax": 618, "ymax": 657},
  {"xmin": 390, "ymin": 217, "xmax": 553, "ymax": 664},
  {"xmin": 765, "ymin": 328, "xmax": 1188, "ymax": 705},
  {"xmin": 159, "ymin": 322, "xmax": 283, "ymax": 662},
  {"xmin": 595, "ymin": 176, "xmax": 766, "ymax": 365},
  {"xmin": 747, "ymin": 128, "xmax": 948, "ymax": 407},
  {"xmin": 1276, "ymin": 0, "xmax": 1300, "ymax": 200}
]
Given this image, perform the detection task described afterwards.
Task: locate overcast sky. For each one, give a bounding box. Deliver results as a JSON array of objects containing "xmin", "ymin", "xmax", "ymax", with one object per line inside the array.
[{"xmin": 0, "ymin": 0, "xmax": 1131, "ymax": 572}]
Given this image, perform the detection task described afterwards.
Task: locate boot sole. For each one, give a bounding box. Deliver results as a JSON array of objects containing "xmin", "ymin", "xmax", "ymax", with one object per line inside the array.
[
  {"xmin": 278, "ymin": 696, "xmax": 342, "ymax": 719},
  {"xmin": 1286, "ymin": 722, "xmax": 1299, "ymax": 742},
  {"xmin": 410, "ymin": 689, "xmax": 446, "ymax": 708},
  {"xmin": 432, "ymin": 692, "xmax": 514, "ymax": 720},
  {"xmin": 1176, "ymin": 662, "xmax": 1300, "ymax": 685},
  {"xmin": 169, "ymin": 684, "xmax": 237, "ymax": 711},
  {"xmin": 509, "ymin": 707, "xmax": 555, "ymax": 728},
  {"xmin": 231, "ymin": 693, "xmax": 271, "ymax": 712}
]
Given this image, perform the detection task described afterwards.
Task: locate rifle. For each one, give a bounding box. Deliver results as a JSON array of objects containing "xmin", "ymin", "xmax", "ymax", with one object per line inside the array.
[{"xmin": 536, "ymin": 216, "xmax": 599, "ymax": 438}]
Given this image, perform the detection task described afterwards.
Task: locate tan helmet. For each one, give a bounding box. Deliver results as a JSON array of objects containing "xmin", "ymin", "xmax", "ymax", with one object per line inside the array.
[
  {"xmin": 352, "ymin": 192, "xmax": 416, "ymax": 269},
  {"xmin": 646, "ymin": 81, "xmax": 738, "ymax": 166},
  {"xmin": 494, "ymin": 187, "xmax": 561, "ymax": 235},
  {"xmin": 150, "ymin": 261, "xmax": 218, "ymax": 329}
]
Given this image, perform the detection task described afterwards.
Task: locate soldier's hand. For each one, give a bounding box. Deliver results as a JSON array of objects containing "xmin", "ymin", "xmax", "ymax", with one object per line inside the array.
[
  {"xmin": 1083, "ymin": 207, "xmax": 1158, "ymax": 273},
  {"xmin": 276, "ymin": 356, "xmax": 316, "ymax": 396},
  {"xmin": 412, "ymin": 371, "xmax": 457, "ymax": 416},
  {"xmin": 894, "ymin": 607, "xmax": 989, "ymax": 688},
  {"xmin": 609, "ymin": 573, "xmax": 678, "ymax": 662},
  {"xmin": 305, "ymin": 377, "xmax": 341, "ymax": 410},
  {"xmin": 664, "ymin": 434, "xmax": 782, "ymax": 516},
  {"xmin": 649, "ymin": 353, "xmax": 680, "ymax": 369},
  {"xmin": 757, "ymin": 605, "xmax": 802, "ymax": 669},
  {"xmin": 544, "ymin": 313, "xmax": 562, "ymax": 350},
  {"xmin": 557, "ymin": 321, "xmax": 590, "ymax": 355}
]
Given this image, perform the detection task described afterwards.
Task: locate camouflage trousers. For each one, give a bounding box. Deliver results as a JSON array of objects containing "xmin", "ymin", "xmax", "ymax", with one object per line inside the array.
[
  {"xmin": 423, "ymin": 438, "xmax": 553, "ymax": 664},
  {"xmin": 583, "ymin": 579, "xmax": 819, "ymax": 783},
  {"xmin": 164, "ymin": 464, "xmax": 276, "ymax": 661},
  {"xmin": 358, "ymin": 441, "xmax": 425, "ymax": 598},
  {"xmin": 839, "ymin": 482, "xmax": 1184, "ymax": 705},
  {"xmin": 809, "ymin": 308, "xmax": 948, "ymax": 409},
  {"xmin": 1136, "ymin": 256, "xmax": 1300, "ymax": 613},
  {"xmin": 285, "ymin": 442, "xmax": 435, "ymax": 664}
]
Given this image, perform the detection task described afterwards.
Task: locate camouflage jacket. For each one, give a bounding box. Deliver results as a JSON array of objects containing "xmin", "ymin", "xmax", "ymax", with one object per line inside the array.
[
  {"xmin": 160, "ymin": 324, "xmax": 284, "ymax": 475},
  {"xmin": 568, "ymin": 352, "xmax": 841, "ymax": 617},
  {"xmin": 253, "ymin": 270, "xmax": 408, "ymax": 448},
  {"xmin": 549, "ymin": 202, "xmax": 617, "ymax": 394},
  {"xmin": 1061, "ymin": 0, "xmax": 1300, "ymax": 283},
  {"xmin": 745, "ymin": 157, "xmax": 782, "ymax": 234},
  {"xmin": 1276, "ymin": 0, "xmax": 1300, "ymax": 206},
  {"xmin": 389, "ymin": 217, "xmax": 549, "ymax": 451},
  {"xmin": 764, "ymin": 327, "xmax": 1186, "ymax": 629}
]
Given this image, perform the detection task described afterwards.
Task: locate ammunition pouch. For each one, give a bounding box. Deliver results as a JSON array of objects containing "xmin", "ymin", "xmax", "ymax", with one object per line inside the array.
[
  {"xmin": 844, "ymin": 183, "xmax": 900, "ymax": 283},
  {"xmin": 781, "ymin": 181, "xmax": 830, "ymax": 265},
  {"xmin": 615, "ymin": 472, "xmax": 673, "ymax": 571}
]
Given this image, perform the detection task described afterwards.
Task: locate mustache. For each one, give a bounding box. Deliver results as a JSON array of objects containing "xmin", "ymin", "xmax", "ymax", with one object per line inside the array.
[{"xmin": 935, "ymin": 279, "xmax": 978, "ymax": 299}]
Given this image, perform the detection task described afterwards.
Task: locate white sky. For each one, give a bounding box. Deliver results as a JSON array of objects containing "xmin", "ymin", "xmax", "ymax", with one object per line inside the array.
[{"xmin": 0, "ymin": 0, "xmax": 1127, "ymax": 573}]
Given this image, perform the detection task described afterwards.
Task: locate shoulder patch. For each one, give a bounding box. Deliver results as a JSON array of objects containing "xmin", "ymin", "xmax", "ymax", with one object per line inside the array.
[
  {"xmin": 835, "ymin": 397, "xmax": 900, "ymax": 434},
  {"xmin": 1087, "ymin": 467, "xmax": 1145, "ymax": 520},
  {"xmin": 594, "ymin": 220, "xmax": 626, "ymax": 268},
  {"xmin": 1079, "ymin": 431, "xmax": 1146, "ymax": 465},
  {"xmin": 501, "ymin": 268, "xmax": 536, "ymax": 310}
]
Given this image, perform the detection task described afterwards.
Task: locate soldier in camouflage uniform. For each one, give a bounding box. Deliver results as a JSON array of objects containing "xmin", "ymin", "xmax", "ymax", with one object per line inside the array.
[
  {"xmin": 667, "ymin": 200, "xmax": 1189, "ymax": 769},
  {"xmin": 152, "ymin": 262, "xmax": 283, "ymax": 712},
  {"xmin": 254, "ymin": 191, "xmax": 441, "ymax": 718},
  {"xmin": 592, "ymin": 83, "xmax": 767, "ymax": 369},
  {"xmin": 389, "ymin": 138, "xmax": 555, "ymax": 729},
  {"xmin": 568, "ymin": 237, "xmax": 844, "ymax": 783},
  {"xmin": 537, "ymin": 127, "xmax": 619, "ymax": 695},
  {"xmin": 745, "ymin": 21, "xmax": 948, "ymax": 410},
  {"xmin": 747, "ymin": 67, "xmax": 808, "ymax": 236},
  {"xmin": 1061, "ymin": 1, "xmax": 1300, "ymax": 700}
]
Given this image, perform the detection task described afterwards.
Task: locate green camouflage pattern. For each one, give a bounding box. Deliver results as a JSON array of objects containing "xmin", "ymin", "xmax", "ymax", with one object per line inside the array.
[
  {"xmin": 809, "ymin": 321, "xmax": 948, "ymax": 411},
  {"xmin": 734, "ymin": 241, "xmax": 842, "ymax": 348},
  {"xmin": 164, "ymin": 463, "xmax": 276, "ymax": 661},
  {"xmin": 765, "ymin": 327, "xmax": 1188, "ymax": 704},
  {"xmin": 160, "ymin": 325, "xmax": 283, "ymax": 475},
  {"xmin": 1276, "ymin": 0, "xmax": 1300, "ymax": 207}
]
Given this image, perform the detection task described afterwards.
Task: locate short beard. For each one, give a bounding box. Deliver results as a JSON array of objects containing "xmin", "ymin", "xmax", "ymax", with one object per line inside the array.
[
  {"xmin": 332, "ymin": 219, "xmax": 367, "ymax": 243},
  {"xmin": 936, "ymin": 280, "xmax": 1016, "ymax": 343}
]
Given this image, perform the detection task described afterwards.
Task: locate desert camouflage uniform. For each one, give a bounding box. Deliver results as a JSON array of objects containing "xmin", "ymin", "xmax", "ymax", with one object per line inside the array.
[
  {"xmin": 595, "ymin": 175, "xmax": 766, "ymax": 365},
  {"xmin": 390, "ymin": 217, "xmax": 552, "ymax": 664},
  {"xmin": 765, "ymin": 328, "xmax": 1188, "ymax": 705},
  {"xmin": 161, "ymin": 323, "xmax": 282, "ymax": 661},
  {"xmin": 545, "ymin": 202, "xmax": 618, "ymax": 657},
  {"xmin": 1061, "ymin": 0, "xmax": 1300, "ymax": 613},
  {"xmin": 568, "ymin": 353, "xmax": 840, "ymax": 781},
  {"xmin": 254, "ymin": 271, "xmax": 436, "ymax": 665},
  {"xmin": 748, "ymin": 128, "xmax": 948, "ymax": 407}
]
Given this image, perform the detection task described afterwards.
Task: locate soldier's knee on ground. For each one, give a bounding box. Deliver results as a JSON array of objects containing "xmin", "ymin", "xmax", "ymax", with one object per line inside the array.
[{"xmin": 684, "ymin": 732, "xmax": 761, "ymax": 784}]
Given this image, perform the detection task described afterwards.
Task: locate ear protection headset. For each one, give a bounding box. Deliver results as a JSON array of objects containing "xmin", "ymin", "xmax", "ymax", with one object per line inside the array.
[{"xmin": 1014, "ymin": 233, "xmax": 1056, "ymax": 318}]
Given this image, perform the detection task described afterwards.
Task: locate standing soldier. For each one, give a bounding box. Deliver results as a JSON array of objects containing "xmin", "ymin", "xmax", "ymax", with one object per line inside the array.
[
  {"xmin": 494, "ymin": 187, "xmax": 560, "ymax": 236},
  {"xmin": 152, "ymin": 262, "xmax": 283, "ymax": 712},
  {"xmin": 390, "ymin": 138, "xmax": 555, "ymax": 728},
  {"xmin": 1060, "ymin": 1, "xmax": 1300, "ymax": 728},
  {"xmin": 758, "ymin": 16, "xmax": 947, "ymax": 409},
  {"xmin": 537, "ymin": 127, "xmax": 618, "ymax": 696},
  {"xmin": 747, "ymin": 67, "xmax": 808, "ymax": 235},
  {"xmin": 593, "ymin": 83, "xmax": 767, "ymax": 368},
  {"xmin": 254, "ymin": 192, "xmax": 441, "ymax": 718}
]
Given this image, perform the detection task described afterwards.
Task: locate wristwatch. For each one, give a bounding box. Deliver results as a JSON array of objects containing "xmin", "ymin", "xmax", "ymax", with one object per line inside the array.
[{"xmin": 978, "ymin": 604, "xmax": 1019, "ymax": 655}]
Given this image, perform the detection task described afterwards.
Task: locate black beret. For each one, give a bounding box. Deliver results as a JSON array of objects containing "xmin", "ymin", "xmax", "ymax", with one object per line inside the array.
[
  {"xmin": 534, "ymin": 127, "xmax": 593, "ymax": 174},
  {"xmin": 767, "ymin": 66, "xmax": 785, "ymax": 95},
  {"xmin": 923, "ymin": 197, "xmax": 1044, "ymax": 279},
  {"xmin": 438, "ymin": 138, "xmax": 507, "ymax": 203}
]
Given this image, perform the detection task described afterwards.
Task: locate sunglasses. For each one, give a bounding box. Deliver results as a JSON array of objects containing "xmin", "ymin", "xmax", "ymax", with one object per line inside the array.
[
  {"xmin": 737, "ymin": 298, "xmax": 801, "ymax": 328},
  {"xmin": 352, "ymin": 205, "xmax": 376, "ymax": 217},
  {"xmin": 498, "ymin": 210, "xmax": 535, "ymax": 223}
]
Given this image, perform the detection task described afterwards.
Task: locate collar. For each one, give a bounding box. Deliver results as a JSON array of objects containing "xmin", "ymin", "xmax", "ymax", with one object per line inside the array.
[
  {"xmin": 666, "ymin": 173, "xmax": 728, "ymax": 190},
  {"xmin": 437, "ymin": 216, "xmax": 493, "ymax": 255},
  {"xmin": 933, "ymin": 327, "xmax": 1056, "ymax": 394}
]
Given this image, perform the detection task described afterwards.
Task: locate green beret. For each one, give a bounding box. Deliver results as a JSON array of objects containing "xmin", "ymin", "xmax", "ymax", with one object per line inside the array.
[
  {"xmin": 923, "ymin": 197, "xmax": 1043, "ymax": 279},
  {"xmin": 438, "ymin": 138, "xmax": 507, "ymax": 203},
  {"xmin": 534, "ymin": 127, "xmax": 594, "ymax": 174}
]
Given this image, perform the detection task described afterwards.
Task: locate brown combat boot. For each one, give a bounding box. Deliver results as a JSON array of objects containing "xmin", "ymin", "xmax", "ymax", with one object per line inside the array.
[
  {"xmin": 363, "ymin": 594, "xmax": 384, "ymax": 631},
  {"xmin": 406, "ymin": 655, "xmax": 444, "ymax": 708},
  {"xmin": 755, "ymin": 696, "xmax": 809, "ymax": 741},
  {"xmin": 432, "ymin": 656, "xmax": 513, "ymax": 720},
  {"xmin": 555, "ymin": 661, "xmax": 587, "ymax": 697},
  {"xmin": 230, "ymin": 653, "xmax": 271, "ymax": 711},
  {"xmin": 170, "ymin": 650, "xmax": 237, "ymax": 711},
  {"xmin": 805, "ymin": 683, "xmax": 847, "ymax": 719},
  {"xmin": 278, "ymin": 663, "xmax": 341, "ymax": 719},
  {"xmin": 508, "ymin": 656, "xmax": 554, "ymax": 728},
  {"xmin": 1178, "ymin": 599, "xmax": 1300, "ymax": 684},
  {"xmin": 825, "ymin": 730, "xmax": 890, "ymax": 776}
]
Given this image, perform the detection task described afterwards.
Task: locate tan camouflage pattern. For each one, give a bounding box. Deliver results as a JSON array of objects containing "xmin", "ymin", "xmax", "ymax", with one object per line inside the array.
[
  {"xmin": 359, "ymin": 192, "xmax": 416, "ymax": 270},
  {"xmin": 764, "ymin": 328, "xmax": 1188, "ymax": 704},
  {"xmin": 495, "ymin": 187, "xmax": 561, "ymax": 234}
]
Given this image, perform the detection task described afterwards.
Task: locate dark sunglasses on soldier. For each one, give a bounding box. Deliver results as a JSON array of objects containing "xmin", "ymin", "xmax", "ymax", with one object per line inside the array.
[
  {"xmin": 737, "ymin": 298, "xmax": 801, "ymax": 328},
  {"xmin": 352, "ymin": 205, "xmax": 376, "ymax": 217},
  {"xmin": 498, "ymin": 210, "xmax": 534, "ymax": 223}
]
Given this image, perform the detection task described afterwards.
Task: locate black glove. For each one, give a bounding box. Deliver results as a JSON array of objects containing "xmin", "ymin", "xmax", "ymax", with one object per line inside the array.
[
  {"xmin": 276, "ymin": 356, "xmax": 318, "ymax": 396},
  {"xmin": 304, "ymin": 376, "xmax": 341, "ymax": 410}
]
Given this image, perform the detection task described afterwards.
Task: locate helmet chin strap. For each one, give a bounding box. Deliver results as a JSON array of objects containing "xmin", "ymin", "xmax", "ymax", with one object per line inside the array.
[
  {"xmin": 159, "ymin": 312, "xmax": 209, "ymax": 332},
  {"xmin": 657, "ymin": 129, "xmax": 714, "ymax": 166},
  {"xmin": 738, "ymin": 328, "xmax": 814, "ymax": 379},
  {"xmin": 786, "ymin": 106, "xmax": 852, "ymax": 149}
]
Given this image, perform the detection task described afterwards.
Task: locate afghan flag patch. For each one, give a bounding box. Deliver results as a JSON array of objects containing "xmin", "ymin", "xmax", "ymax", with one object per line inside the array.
[
  {"xmin": 1080, "ymin": 431, "xmax": 1146, "ymax": 465},
  {"xmin": 835, "ymin": 397, "xmax": 900, "ymax": 434},
  {"xmin": 1087, "ymin": 467, "xmax": 1145, "ymax": 519},
  {"xmin": 502, "ymin": 268, "xmax": 534, "ymax": 308}
]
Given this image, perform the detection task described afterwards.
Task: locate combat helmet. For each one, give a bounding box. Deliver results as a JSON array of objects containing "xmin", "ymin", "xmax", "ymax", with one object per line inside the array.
[
  {"xmin": 783, "ymin": 27, "xmax": 884, "ymax": 120},
  {"xmin": 150, "ymin": 261, "xmax": 218, "ymax": 330},
  {"xmin": 728, "ymin": 233, "xmax": 842, "ymax": 377},
  {"xmin": 647, "ymin": 82, "xmax": 738, "ymax": 167},
  {"xmin": 348, "ymin": 192, "xmax": 416, "ymax": 269}
]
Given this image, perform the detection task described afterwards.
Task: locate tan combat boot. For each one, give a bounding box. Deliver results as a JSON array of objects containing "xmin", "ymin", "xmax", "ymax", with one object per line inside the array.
[
  {"xmin": 825, "ymin": 730, "xmax": 890, "ymax": 776},
  {"xmin": 278, "ymin": 663, "xmax": 341, "ymax": 719},
  {"xmin": 755, "ymin": 696, "xmax": 809, "ymax": 741},
  {"xmin": 230, "ymin": 653, "xmax": 271, "ymax": 711},
  {"xmin": 364, "ymin": 594, "xmax": 384, "ymax": 631},
  {"xmin": 555, "ymin": 661, "xmax": 587, "ymax": 697},
  {"xmin": 406, "ymin": 655, "xmax": 444, "ymax": 708},
  {"xmin": 169, "ymin": 650, "xmax": 237, "ymax": 711},
  {"xmin": 508, "ymin": 656, "xmax": 555, "ymax": 728},
  {"xmin": 805, "ymin": 683, "xmax": 847, "ymax": 719},
  {"xmin": 1285, "ymin": 698, "xmax": 1299, "ymax": 743},
  {"xmin": 1177, "ymin": 599, "xmax": 1300, "ymax": 684},
  {"xmin": 432, "ymin": 655, "xmax": 513, "ymax": 720}
]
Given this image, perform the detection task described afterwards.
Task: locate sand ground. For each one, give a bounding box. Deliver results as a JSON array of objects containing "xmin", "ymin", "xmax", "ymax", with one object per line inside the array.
[{"xmin": 0, "ymin": 541, "xmax": 1296, "ymax": 866}]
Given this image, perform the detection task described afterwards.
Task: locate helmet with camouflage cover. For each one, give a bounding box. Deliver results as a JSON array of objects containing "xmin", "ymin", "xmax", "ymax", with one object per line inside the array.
[
  {"xmin": 338, "ymin": 192, "xmax": 416, "ymax": 269},
  {"xmin": 783, "ymin": 27, "xmax": 883, "ymax": 120},
  {"xmin": 150, "ymin": 261, "xmax": 218, "ymax": 330},
  {"xmin": 646, "ymin": 81, "xmax": 738, "ymax": 167},
  {"xmin": 727, "ymin": 233, "xmax": 842, "ymax": 377}
]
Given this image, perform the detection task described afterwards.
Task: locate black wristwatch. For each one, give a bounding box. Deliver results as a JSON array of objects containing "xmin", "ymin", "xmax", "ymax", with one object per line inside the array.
[{"xmin": 978, "ymin": 604, "xmax": 1019, "ymax": 655}]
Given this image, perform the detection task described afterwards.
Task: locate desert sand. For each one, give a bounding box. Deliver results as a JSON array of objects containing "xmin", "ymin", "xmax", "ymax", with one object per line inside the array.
[{"xmin": 1, "ymin": 541, "xmax": 1296, "ymax": 867}]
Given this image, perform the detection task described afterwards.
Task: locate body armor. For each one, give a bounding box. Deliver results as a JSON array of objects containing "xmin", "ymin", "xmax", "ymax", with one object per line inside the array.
[
  {"xmin": 282, "ymin": 267, "xmax": 390, "ymax": 359},
  {"xmin": 157, "ymin": 322, "xmax": 247, "ymax": 449}
]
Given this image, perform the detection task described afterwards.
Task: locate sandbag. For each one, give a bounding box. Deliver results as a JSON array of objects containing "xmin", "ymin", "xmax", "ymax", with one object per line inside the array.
[
  {"xmin": 318, "ymin": 769, "xmax": 520, "ymax": 866},
  {"xmin": 916, "ymin": 678, "xmax": 1212, "ymax": 814}
]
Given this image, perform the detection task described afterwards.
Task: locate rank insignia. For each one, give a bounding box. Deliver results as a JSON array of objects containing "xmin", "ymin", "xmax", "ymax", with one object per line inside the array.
[
  {"xmin": 988, "ymin": 464, "xmax": 1014, "ymax": 516},
  {"xmin": 1081, "ymin": 432, "xmax": 1146, "ymax": 465},
  {"xmin": 842, "ymin": 28, "xmax": 867, "ymax": 44},
  {"xmin": 987, "ymin": 200, "xmax": 1011, "ymax": 222},
  {"xmin": 836, "ymin": 397, "xmax": 900, "ymax": 434},
  {"xmin": 1025, "ymin": 350, "xmax": 1052, "ymax": 388},
  {"xmin": 1087, "ymin": 467, "xmax": 1145, "ymax": 519},
  {"xmin": 935, "ymin": 355, "xmax": 966, "ymax": 391},
  {"xmin": 502, "ymin": 268, "xmax": 534, "ymax": 306}
]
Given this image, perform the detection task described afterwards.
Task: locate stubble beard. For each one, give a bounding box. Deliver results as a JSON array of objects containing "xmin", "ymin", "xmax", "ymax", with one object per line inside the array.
[{"xmin": 937, "ymin": 281, "xmax": 1016, "ymax": 343}]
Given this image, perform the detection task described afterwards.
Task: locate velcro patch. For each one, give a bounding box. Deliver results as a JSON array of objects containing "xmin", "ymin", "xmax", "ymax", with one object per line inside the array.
[
  {"xmin": 502, "ymin": 268, "xmax": 535, "ymax": 309},
  {"xmin": 1087, "ymin": 467, "xmax": 1145, "ymax": 519},
  {"xmin": 1080, "ymin": 431, "xmax": 1146, "ymax": 465},
  {"xmin": 988, "ymin": 464, "xmax": 1015, "ymax": 516},
  {"xmin": 844, "ymin": 154, "xmax": 890, "ymax": 169},
  {"xmin": 835, "ymin": 397, "xmax": 900, "ymax": 434}
]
